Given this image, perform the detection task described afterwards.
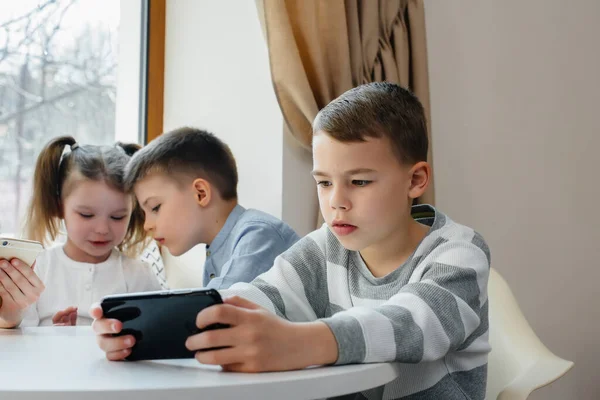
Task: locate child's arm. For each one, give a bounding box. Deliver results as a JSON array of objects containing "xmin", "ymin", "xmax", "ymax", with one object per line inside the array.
[
  {"xmin": 186, "ymin": 238, "xmax": 489, "ymax": 371},
  {"xmin": 188, "ymin": 295, "xmax": 339, "ymax": 371},
  {"xmin": 218, "ymin": 231, "xmax": 329, "ymax": 322},
  {"xmin": 0, "ymin": 259, "xmax": 45, "ymax": 328},
  {"xmin": 321, "ymin": 239, "xmax": 490, "ymax": 365},
  {"xmin": 205, "ymin": 223, "xmax": 296, "ymax": 290},
  {"xmin": 184, "ymin": 233, "xmax": 341, "ymax": 371},
  {"xmin": 90, "ymin": 297, "xmax": 338, "ymax": 367}
]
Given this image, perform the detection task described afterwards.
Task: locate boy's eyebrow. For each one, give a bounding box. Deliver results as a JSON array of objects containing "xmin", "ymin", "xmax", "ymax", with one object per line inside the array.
[
  {"xmin": 311, "ymin": 168, "xmax": 377, "ymax": 176},
  {"xmin": 345, "ymin": 168, "xmax": 377, "ymax": 175}
]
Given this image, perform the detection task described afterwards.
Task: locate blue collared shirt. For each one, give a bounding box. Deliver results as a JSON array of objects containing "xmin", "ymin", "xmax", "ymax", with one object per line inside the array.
[{"xmin": 203, "ymin": 205, "xmax": 300, "ymax": 289}]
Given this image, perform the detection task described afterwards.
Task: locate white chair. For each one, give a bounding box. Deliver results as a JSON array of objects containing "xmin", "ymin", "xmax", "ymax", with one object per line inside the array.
[{"xmin": 486, "ymin": 268, "xmax": 574, "ymax": 399}]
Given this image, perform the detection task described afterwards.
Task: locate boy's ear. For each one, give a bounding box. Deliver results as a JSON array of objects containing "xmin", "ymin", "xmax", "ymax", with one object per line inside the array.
[
  {"xmin": 192, "ymin": 178, "xmax": 212, "ymax": 207},
  {"xmin": 407, "ymin": 161, "xmax": 431, "ymax": 200}
]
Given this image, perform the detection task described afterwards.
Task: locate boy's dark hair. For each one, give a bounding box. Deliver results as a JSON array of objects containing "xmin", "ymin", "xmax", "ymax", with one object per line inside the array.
[
  {"xmin": 312, "ymin": 82, "xmax": 428, "ymax": 164},
  {"xmin": 125, "ymin": 127, "xmax": 238, "ymax": 200}
]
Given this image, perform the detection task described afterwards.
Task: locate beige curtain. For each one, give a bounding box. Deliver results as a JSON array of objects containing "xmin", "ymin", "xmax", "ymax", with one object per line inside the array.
[{"xmin": 257, "ymin": 0, "xmax": 434, "ymax": 208}]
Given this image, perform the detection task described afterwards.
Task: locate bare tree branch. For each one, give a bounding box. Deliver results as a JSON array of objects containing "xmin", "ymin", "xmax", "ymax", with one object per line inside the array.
[
  {"xmin": 0, "ymin": 0, "xmax": 77, "ymax": 65},
  {"xmin": 0, "ymin": 0, "xmax": 56, "ymax": 29},
  {"xmin": 0, "ymin": 0, "xmax": 120, "ymax": 234},
  {"xmin": 2, "ymin": 78, "xmax": 42, "ymax": 103},
  {"xmin": 0, "ymin": 86, "xmax": 87, "ymax": 124}
]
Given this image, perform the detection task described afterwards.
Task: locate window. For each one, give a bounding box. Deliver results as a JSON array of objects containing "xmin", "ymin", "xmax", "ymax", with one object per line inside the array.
[{"xmin": 0, "ymin": 0, "xmax": 147, "ymax": 236}]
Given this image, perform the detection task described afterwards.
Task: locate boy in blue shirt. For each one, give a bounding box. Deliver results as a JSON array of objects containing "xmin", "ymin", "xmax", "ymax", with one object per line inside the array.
[{"xmin": 125, "ymin": 127, "xmax": 299, "ymax": 289}]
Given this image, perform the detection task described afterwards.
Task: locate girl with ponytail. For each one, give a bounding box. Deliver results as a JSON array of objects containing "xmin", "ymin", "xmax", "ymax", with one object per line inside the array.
[{"xmin": 0, "ymin": 136, "xmax": 161, "ymax": 328}]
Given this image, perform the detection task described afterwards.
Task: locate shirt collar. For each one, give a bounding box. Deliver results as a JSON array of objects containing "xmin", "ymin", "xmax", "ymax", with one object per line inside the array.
[{"xmin": 206, "ymin": 204, "xmax": 246, "ymax": 255}]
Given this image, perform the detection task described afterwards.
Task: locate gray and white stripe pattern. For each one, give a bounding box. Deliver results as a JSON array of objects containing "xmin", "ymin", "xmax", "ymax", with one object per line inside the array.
[{"xmin": 226, "ymin": 205, "xmax": 490, "ymax": 399}]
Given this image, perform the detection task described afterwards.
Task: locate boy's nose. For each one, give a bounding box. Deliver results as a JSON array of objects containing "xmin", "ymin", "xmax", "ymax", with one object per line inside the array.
[{"xmin": 329, "ymin": 188, "xmax": 351, "ymax": 211}]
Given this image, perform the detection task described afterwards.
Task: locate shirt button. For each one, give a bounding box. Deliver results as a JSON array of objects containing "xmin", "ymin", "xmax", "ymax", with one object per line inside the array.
[
  {"xmin": 209, "ymin": 273, "xmax": 216, "ymax": 279},
  {"xmin": 206, "ymin": 250, "xmax": 211, "ymax": 257},
  {"xmin": 85, "ymin": 284, "xmax": 91, "ymax": 291},
  {"xmin": 89, "ymin": 267, "xmax": 93, "ymax": 273}
]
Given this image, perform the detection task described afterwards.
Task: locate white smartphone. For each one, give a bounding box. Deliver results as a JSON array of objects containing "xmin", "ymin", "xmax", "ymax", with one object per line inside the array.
[{"xmin": 0, "ymin": 238, "xmax": 44, "ymax": 267}]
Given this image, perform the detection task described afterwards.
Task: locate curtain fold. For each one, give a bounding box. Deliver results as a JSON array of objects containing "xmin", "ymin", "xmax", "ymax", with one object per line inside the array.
[{"xmin": 258, "ymin": 0, "xmax": 434, "ymax": 209}]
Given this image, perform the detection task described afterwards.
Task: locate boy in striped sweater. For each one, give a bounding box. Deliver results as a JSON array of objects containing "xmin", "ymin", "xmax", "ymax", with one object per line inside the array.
[{"xmin": 92, "ymin": 82, "xmax": 490, "ymax": 399}]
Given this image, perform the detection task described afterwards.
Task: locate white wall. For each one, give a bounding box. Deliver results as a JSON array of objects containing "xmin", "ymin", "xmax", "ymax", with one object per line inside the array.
[
  {"xmin": 425, "ymin": 1, "xmax": 600, "ymax": 399},
  {"xmin": 163, "ymin": 0, "xmax": 283, "ymax": 219},
  {"xmin": 163, "ymin": 0, "xmax": 317, "ymax": 238}
]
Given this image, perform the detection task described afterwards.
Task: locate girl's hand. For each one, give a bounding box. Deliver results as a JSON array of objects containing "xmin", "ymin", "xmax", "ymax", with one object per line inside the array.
[
  {"xmin": 52, "ymin": 306, "xmax": 78, "ymax": 326},
  {"xmin": 0, "ymin": 258, "xmax": 45, "ymax": 328}
]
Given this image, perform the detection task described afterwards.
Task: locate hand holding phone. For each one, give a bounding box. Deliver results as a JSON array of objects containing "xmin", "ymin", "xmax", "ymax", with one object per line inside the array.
[
  {"xmin": 100, "ymin": 288, "xmax": 227, "ymax": 360},
  {"xmin": 0, "ymin": 238, "xmax": 44, "ymax": 267},
  {"xmin": 0, "ymin": 239, "xmax": 45, "ymax": 326}
]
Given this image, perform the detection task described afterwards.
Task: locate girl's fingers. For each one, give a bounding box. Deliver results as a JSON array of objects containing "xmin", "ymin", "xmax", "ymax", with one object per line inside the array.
[{"xmin": 69, "ymin": 311, "xmax": 77, "ymax": 325}]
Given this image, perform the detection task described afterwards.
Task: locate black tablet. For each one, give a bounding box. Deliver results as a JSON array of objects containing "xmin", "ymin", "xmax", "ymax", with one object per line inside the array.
[{"xmin": 101, "ymin": 288, "xmax": 227, "ymax": 361}]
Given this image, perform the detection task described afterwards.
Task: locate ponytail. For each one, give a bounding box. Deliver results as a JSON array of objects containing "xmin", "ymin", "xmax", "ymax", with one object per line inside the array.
[
  {"xmin": 116, "ymin": 142, "xmax": 141, "ymax": 157},
  {"xmin": 23, "ymin": 136, "xmax": 77, "ymax": 244}
]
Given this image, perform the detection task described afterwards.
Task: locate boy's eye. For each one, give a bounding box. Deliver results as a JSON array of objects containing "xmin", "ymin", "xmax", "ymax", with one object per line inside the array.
[
  {"xmin": 151, "ymin": 204, "xmax": 161, "ymax": 213},
  {"xmin": 317, "ymin": 181, "xmax": 331, "ymax": 187},
  {"xmin": 352, "ymin": 180, "xmax": 371, "ymax": 187},
  {"xmin": 79, "ymin": 213, "xmax": 93, "ymax": 219},
  {"xmin": 111, "ymin": 216, "xmax": 126, "ymax": 221}
]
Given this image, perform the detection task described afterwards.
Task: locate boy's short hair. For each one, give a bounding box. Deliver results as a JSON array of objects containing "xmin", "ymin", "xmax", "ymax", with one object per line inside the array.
[
  {"xmin": 125, "ymin": 127, "xmax": 238, "ymax": 200},
  {"xmin": 313, "ymin": 82, "xmax": 428, "ymax": 165}
]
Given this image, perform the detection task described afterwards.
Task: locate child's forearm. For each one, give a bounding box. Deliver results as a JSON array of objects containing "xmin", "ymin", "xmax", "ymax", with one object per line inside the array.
[{"xmin": 295, "ymin": 321, "xmax": 339, "ymax": 367}]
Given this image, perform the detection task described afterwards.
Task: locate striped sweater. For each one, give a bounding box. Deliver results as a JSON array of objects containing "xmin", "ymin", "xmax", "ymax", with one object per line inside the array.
[{"xmin": 225, "ymin": 205, "xmax": 491, "ymax": 399}]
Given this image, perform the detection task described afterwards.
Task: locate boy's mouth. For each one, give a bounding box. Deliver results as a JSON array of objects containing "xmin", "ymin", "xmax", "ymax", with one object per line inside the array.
[
  {"xmin": 155, "ymin": 238, "xmax": 165, "ymax": 245},
  {"xmin": 332, "ymin": 221, "xmax": 357, "ymax": 236}
]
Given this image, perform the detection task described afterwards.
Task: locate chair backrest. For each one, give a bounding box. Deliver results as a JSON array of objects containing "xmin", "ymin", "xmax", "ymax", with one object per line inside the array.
[{"xmin": 486, "ymin": 268, "xmax": 573, "ymax": 399}]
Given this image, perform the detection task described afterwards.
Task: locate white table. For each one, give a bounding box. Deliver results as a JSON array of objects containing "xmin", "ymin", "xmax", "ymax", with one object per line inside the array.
[{"xmin": 0, "ymin": 327, "xmax": 400, "ymax": 399}]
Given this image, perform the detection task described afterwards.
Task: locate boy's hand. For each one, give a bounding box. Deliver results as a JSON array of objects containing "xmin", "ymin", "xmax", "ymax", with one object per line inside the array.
[
  {"xmin": 90, "ymin": 303, "xmax": 135, "ymax": 361},
  {"xmin": 52, "ymin": 306, "xmax": 78, "ymax": 326},
  {"xmin": 0, "ymin": 258, "xmax": 45, "ymax": 327},
  {"xmin": 185, "ymin": 296, "xmax": 339, "ymax": 372}
]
